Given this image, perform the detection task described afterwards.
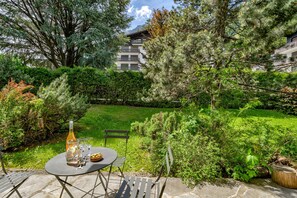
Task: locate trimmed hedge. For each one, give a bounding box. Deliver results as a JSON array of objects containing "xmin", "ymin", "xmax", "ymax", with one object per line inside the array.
[
  {"xmin": 244, "ymin": 71, "xmax": 297, "ymax": 115},
  {"xmin": 0, "ymin": 61, "xmax": 157, "ymax": 106},
  {"xmin": 0, "ymin": 55, "xmax": 296, "ymax": 112}
]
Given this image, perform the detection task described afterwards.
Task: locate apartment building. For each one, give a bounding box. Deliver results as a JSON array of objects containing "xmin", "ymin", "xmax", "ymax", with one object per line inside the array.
[
  {"xmin": 116, "ymin": 29, "xmax": 150, "ymax": 71},
  {"xmin": 274, "ymin": 31, "xmax": 297, "ymax": 72}
]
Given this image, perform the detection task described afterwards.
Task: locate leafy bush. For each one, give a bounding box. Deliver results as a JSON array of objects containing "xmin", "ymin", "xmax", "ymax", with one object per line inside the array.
[
  {"xmin": 28, "ymin": 66, "xmax": 154, "ymax": 106},
  {"xmin": 277, "ymin": 87, "xmax": 297, "ymax": 115},
  {"xmin": 170, "ymin": 116, "xmax": 221, "ymax": 186},
  {"xmin": 131, "ymin": 108, "xmax": 297, "ymax": 184},
  {"xmin": 22, "ymin": 67, "xmax": 53, "ymax": 94},
  {"xmin": 0, "ymin": 74, "xmax": 89, "ymax": 149},
  {"xmin": 2, "ymin": 55, "xmax": 296, "ymax": 110},
  {"xmin": 0, "ymin": 80, "xmax": 43, "ymax": 148},
  {"xmin": 219, "ymin": 88, "xmax": 249, "ymax": 108},
  {"xmin": 0, "ymin": 55, "xmax": 32, "ymax": 89},
  {"xmin": 37, "ymin": 74, "xmax": 89, "ymax": 134},
  {"xmin": 131, "ymin": 111, "xmax": 221, "ymax": 186},
  {"xmin": 251, "ymin": 72, "xmax": 297, "ymax": 114}
]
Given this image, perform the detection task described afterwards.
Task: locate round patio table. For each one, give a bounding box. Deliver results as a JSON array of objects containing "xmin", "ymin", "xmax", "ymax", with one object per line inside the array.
[{"xmin": 45, "ymin": 147, "xmax": 117, "ymax": 198}]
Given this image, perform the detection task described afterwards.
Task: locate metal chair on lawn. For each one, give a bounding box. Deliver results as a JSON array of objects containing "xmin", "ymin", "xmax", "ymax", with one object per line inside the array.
[
  {"xmin": 115, "ymin": 145, "xmax": 174, "ymax": 198},
  {"xmin": 104, "ymin": 129, "xmax": 129, "ymax": 182},
  {"xmin": 0, "ymin": 139, "xmax": 35, "ymax": 198}
]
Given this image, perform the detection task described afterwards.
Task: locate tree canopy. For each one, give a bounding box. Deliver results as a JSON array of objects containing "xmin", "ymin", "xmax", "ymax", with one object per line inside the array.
[
  {"xmin": 143, "ymin": 0, "xmax": 297, "ymax": 108},
  {"xmin": 147, "ymin": 8, "xmax": 172, "ymax": 39},
  {"xmin": 0, "ymin": 0, "xmax": 132, "ymax": 69}
]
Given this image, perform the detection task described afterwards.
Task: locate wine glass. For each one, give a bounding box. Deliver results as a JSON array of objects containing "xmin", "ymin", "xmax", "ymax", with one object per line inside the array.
[{"xmin": 84, "ymin": 137, "xmax": 93, "ymax": 161}]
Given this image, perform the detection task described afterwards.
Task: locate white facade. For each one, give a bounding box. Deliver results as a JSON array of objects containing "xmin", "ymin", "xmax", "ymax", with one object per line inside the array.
[
  {"xmin": 115, "ymin": 31, "xmax": 149, "ymax": 71},
  {"xmin": 274, "ymin": 33, "xmax": 297, "ymax": 72}
]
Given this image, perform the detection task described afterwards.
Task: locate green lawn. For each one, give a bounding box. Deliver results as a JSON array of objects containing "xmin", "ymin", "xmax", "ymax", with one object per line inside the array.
[
  {"xmin": 227, "ymin": 109, "xmax": 297, "ymax": 131},
  {"xmin": 3, "ymin": 105, "xmax": 174, "ymax": 172},
  {"xmin": 3, "ymin": 105, "xmax": 297, "ymax": 173}
]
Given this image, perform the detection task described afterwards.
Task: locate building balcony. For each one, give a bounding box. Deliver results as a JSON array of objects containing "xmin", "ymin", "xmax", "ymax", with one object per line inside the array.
[
  {"xmin": 275, "ymin": 41, "xmax": 297, "ymax": 54},
  {"xmin": 131, "ymin": 39, "xmax": 145, "ymax": 45},
  {"xmin": 120, "ymin": 48, "xmax": 139, "ymax": 53},
  {"xmin": 117, "ymin": 57, "xmax": 139, "ymax": 62}
]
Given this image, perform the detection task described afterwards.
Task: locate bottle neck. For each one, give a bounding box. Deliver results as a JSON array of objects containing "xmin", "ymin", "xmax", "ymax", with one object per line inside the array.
[{"xmin": 69, "ymin": 121, "xmax": 73, "ymax": 133}]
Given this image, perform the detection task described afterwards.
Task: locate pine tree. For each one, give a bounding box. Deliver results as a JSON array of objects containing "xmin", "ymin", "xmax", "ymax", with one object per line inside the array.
[{"xmin": 144, "ymin": 0, "xmax": 297, "ymax": 108}]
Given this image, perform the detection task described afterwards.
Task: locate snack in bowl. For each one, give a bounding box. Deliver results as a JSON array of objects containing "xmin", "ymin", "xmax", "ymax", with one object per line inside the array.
[{"xmin": 90, "ymin": 153, "xmax": 103, "ymax": 162}]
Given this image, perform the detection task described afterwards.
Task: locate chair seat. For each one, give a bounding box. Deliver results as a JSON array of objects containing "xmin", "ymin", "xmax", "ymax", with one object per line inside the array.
[
  {"xmin": 112, "ymin": 157, "xmax": 126, "ymax": 167},
  {"xmin": 0, "ymin": 171, "xmax": 35, "ymax": 193},
  {"xmin": 116, "ymin": 145, "xmax": 173, "ymax": 198},
  {"xmin": 116, "ymin": 176, "xmax": 155, "ymax": 198}
]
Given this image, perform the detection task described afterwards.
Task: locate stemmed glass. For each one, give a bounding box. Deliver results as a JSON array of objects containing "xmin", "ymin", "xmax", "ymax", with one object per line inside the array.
[
  {"xmin": 78, "ymin": 137, "xmax": 92, "ymax": 162},
  {"xmin": 84, "ymin": 137, "xmax": 92, "ymax": 161},
  {"xmin": 87, "ymin": 143, "xmax": 92, "ymax": 160}
]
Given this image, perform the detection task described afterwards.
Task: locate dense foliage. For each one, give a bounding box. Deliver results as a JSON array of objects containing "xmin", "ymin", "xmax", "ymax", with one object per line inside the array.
[
  {"xmin": 0, "ymin": 55, "xmax": 296, "ymax": 113},
  {"xmin": 147, "ymin": 8, "xmax": 172, "ymax": 39},
  {"xmin": 0, "ymin": 75, "xmax": 88, "ymax": 149},
  {"xmin": 0, "ymin": 55, "xmax": 32, "ymax": 87},
  {"xmin": 0, "ymin": 58, "xmax": 158, "ymax": 106},
  {"xmin": 144, "ymin": 0, "xmax": 297, "ymax": 108},
  {"xmin": 37, "ymin": 74, "xmax": 89, "ymax": 134},
  {"xmin": 0, "ymin": 80, "xmax": 41, "ymax": 148},
  {"xmin": 131, "ymin": 108, "xmax": 297, "ymax": 185},
  {"xmin": 0, "ymin": 0, "xmax": 132, "ymax": 68}
]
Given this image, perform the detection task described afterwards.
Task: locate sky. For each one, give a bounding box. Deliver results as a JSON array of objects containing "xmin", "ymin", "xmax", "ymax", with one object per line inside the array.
[{"xmin": 127, "ymin": 0, "xmax": 176, "ymax": 30}]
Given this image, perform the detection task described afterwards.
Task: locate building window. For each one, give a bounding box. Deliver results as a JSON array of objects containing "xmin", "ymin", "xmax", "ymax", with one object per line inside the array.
[
  {"xmin": 131, "ymin": 55, "xmax": 138, "ymax": 61},
  {"xmin": 121, "ymin": 55, "xmax": 129, "ymax": 61},
  {"xmin": 121, "ymin": 64, "xmax": 129, "ymax": 70},
  {"xmin": 131, "ymin": 46, "xmax": 139, "ymax": 52},
  {"xmin": 132, "ymin": 39, "xmax": 142, "ymax": 45},
  {"xmin": 130, "ymin": 64, "xmax": 139, "ymax": 71},
  {"xmin": 121, "ymin": 46, "xmax": 129, "ymax": 52}
]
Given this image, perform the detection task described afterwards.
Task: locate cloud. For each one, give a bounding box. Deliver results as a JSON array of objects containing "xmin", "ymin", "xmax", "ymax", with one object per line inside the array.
[
  {"xmin": 128, "ymin": 5, "xmax": 134, "ymax": 13},
  {"xmin": 135, "ymin": 6, "xmax": 152, "ymax": 19}
]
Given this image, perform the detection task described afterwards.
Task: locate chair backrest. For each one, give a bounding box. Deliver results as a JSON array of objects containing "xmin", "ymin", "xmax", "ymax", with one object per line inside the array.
[
  {"xmin": 157, "ymin": 145, "xmax": 173, "ymax": 198},
  {"xmin": 104, "ymin": 129, "xmax": 129, "ymax": 156},
  {"xmin": 0, "ymin": 138, "xmax": 7, "ymax": 174}
]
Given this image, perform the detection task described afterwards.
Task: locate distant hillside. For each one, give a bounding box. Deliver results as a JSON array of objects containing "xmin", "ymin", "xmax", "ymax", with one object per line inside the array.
[{"xmin": 126, "ymin": 25, "xmax": 146, "ymax": 35}]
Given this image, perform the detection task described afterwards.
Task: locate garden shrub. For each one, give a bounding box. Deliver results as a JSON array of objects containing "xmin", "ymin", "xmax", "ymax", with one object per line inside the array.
[
  {"xmin": 131, "ymin": 108, "xmax": 297, "ymax": 184},
  {"xmin": 0, "ymin": 80, "xmax": 43, "ymax": 148},
  {"xmin": 0, "ymin": 74, "xmax": 89, "ymax": 149},
  {"xmin": 229, "ymin": 119, "xmax": 294, "ymax": 180},
  {"xmin": 219, "ymin": 88, "xmax": 249, "ymax": 108},
  {"xmin": 131, "ymin": 111, "xmax": 221, "ymax": 186},
  {"xmin": 22, "ymin": 67, "xmax": 53, "ymax": 94},
  {"xmin": 0, "ymin": 55, "xmax": 32, "ymax": 89},
  {"xmin": 50, "ymin": 67, "xmax": 154, "ymax": 106},
  {"xmin": 169, "ymin": 114, "xmax": 221, "ymax": 186},
  {"xmin": 278, "ymin": 129, "xmax": 297, "ymax": 161},
  {"xmin": 277, "ymin": 86, "xmax": 297, "ymax": 115},
  {"xmin": 37, "ymin": 74, "xmax": 89, "ymax": 134},
  {"xmin": 251, "ymin": 71, "xmax": 297, "ymax": 115},
  {"xmin": 52, "ymin": 67, "xmax": 108, "ymax": 101},
  {"xmin": 1, "ymin": 55, "xmax": 296, "ymax": 110}
]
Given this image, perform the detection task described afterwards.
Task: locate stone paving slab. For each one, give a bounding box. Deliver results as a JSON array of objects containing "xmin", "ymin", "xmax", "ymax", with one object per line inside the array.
[
  {"xmin": 1, "ymin": 173, "xmax": 297, "ymax": 198},
  {"xmin": 163, "ymin": 178, "xmax": 297, "ymax": 198}
]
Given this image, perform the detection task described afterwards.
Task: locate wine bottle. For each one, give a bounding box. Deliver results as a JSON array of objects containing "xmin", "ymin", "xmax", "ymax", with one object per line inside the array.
[{"xmin": 66, "ymin": 120, "xmax": 77, "ymax": 151}]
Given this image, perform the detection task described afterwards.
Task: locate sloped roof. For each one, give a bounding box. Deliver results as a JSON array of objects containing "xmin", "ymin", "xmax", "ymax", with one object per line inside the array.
[{"xmin": 126, "ymin": 29, "xmax": 150, "ymax": 39}]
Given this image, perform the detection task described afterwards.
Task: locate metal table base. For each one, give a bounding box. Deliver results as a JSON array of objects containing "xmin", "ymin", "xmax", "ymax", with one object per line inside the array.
[{"xmin": 45, "ymin": 147, "xmax": 117, "ymax": 198}]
